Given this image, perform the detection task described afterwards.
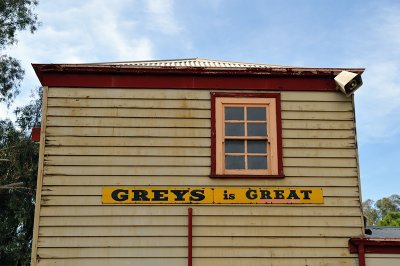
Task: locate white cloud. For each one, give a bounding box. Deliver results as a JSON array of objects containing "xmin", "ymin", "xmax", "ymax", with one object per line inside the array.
[
  {"xmin": 9, "ymin": 0, "xmax": 159, "ymax": 62},
  {"xmin": 1, "ymin": 0, "xmax": 159, "ymax": 119},
  {"xmin": 357, "ymin": 62, "xmax": 400, "ymax": 142},
  {"xmin": 35, "ymin": 0, "xmax": 154, "ymax": 62},
  {"xmin": 351, "ymin": 3, "xmax": 400, "ymax": 143},
  {"xmin": 146, "ymin": 0, "xmax": 182, "ymax": 35}
]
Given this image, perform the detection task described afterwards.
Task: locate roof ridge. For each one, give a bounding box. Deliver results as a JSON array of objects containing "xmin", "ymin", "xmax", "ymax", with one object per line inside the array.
[
  {"xmin": 57, "ymin": 58, "xmax": 363, "ymax": 73},
  {"xmin": 94, "ymin": 58, "xmax": 292, "ymax": 68}
]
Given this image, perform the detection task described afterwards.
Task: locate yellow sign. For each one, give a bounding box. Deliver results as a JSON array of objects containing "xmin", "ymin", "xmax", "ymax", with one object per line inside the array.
[{"xmin": 102, "ymin": 187, "xmax": 323, "ymax": 204}]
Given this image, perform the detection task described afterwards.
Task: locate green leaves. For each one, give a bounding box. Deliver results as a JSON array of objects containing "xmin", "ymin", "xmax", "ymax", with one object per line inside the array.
[
  {"xmin": 14, "ymin": 86, "xmax": 42, "ymax": 131},
  {"xmin": 0, "ymin": 1, "xmax": 40, "ymax": 263},
  {"xmin": 0, "ymin": 89, "xmax": 41, "ymax": 265},
  {"xmin": 0, "ymin": 0, "xmax": 39, "ymax": 48},
  {"xmin": 0, "ymin": 55, "xmax": 24, "ymax": 105},
  {"xmin": 0, "ymin": 0, "xmax": 40, "ymax": 105},
  {"xmin": 0, "ymin": 119, "xmax": 39, "ymax": 265},
  {"xmin": 377, "ymin": 212, "xmax": 400, "ymax": 227},
  {"xmin": 362, "ymin": 199, "xmax": 380, "ymax": 226},
  {"xmin": 376, "ymin": 194, "xmax": 400, "ymax": 218},
  {"xmin": 363, "ymin": 194, "xmax": 400, "ymax": 226}
]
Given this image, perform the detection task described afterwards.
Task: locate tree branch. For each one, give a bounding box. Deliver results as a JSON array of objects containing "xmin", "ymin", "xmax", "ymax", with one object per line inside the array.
[{"xmin": 0, "ymin": 181, "xmax": 24, "ymax": 188}]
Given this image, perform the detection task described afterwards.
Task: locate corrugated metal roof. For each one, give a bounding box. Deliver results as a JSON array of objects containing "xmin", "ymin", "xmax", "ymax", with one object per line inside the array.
[
  {"xmin": 97, "ymin": 58, "xmax": 291, "ymax": 68},
  {"xmin": 366, "ymin": 226, "xmax": 400, "ymax": 238}
]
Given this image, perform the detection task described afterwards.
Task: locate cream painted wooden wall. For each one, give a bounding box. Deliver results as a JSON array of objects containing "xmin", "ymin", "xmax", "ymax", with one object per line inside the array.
[
  {"xmin": 366, "ymin": 254, "xmax": 400, "ymax": 266},
  {"xmin": 32, "ymin": 87, "xmax": 364, "ymax": 266}
]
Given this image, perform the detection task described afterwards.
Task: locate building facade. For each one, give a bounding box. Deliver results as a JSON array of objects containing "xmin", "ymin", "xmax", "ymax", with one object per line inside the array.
[{"xmin": 31, "ymin": 59, "xmax": 369, "ymax": 265}]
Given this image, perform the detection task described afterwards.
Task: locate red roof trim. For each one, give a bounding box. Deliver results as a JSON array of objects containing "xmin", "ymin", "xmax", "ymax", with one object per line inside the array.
[
  {"xmin": 32, "ymin": 64, "xmax": 365, "ymax": 76},
  {"xmin": 32, "ymin": 64, "xmax": 365, "ymax": 91},
  {"xmin": 349, "ymin": 237, "xmax": 400, "ymax": 254}
]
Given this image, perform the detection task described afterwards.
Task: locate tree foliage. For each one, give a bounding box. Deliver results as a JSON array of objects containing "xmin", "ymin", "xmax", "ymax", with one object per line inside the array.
[
  {"xmin": 0, "ymin": 0, "xmax": 39, "ymax": 48},
  {"xmin": 362, "ymin": 199, "xmax": 379, "ymax": 226},
  {"xmin": 0, "ymin": 55, "xmax": 24, "ymax": 105},
  {"xmin": 14, "ymin": 87, "xmax": 42, "ymax": 131},
  {"xmin": 0, "ymin": 0, "xmax": 39, "ymax": 105},
  {"xmin": 0, "ymin": 1, "xmax": 40, "ymax": 264},
  {"xmin": 377, "ymin": 212, "xmax": 400, "ymax": 226},
  {"xmin": 363, "ymin": 194, "xmax": 400, "ymax": 226},
  {"xmin": 0, "ymin": 88, "xmax": 41, "ymax": 265}
]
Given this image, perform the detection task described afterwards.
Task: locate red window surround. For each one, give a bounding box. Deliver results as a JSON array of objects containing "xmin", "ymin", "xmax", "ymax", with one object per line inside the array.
[{"xmin": 210, "ymin": 92, "xmax": 284, "ymax": 179}]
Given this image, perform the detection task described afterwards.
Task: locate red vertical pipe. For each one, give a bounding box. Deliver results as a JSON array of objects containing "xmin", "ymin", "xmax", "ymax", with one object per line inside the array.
[
  {"xmin": 358, "ymin": 242, "xmax": 365, "ymax": 266},
  {"xmin": 188, "ymin": 207, "xmax": 193, "ymax": 266}
]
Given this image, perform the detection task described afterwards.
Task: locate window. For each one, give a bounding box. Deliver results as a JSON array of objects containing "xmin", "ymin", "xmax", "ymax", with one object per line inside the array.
[{"xmin": 211, "ymin": 93, "xmax": 283, "ymax": 178}]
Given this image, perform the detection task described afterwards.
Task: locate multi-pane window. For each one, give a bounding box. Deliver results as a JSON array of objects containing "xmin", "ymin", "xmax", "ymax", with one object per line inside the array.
[{"xmin": 212, "ymin": 93, "xmax": 282, "ymax": 177}]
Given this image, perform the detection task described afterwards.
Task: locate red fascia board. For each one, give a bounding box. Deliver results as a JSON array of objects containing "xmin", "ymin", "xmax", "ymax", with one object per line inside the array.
[
  {"xmin": 32, "ymin": 64, "xmax": 365, "ymax": 76},
  {"xmin": 349, "ymin": 238, "xmax": 400, "ymax": 254},
  {"xmin": 31, "ymin": 64, "xmax": 365, "ymax": 91}
]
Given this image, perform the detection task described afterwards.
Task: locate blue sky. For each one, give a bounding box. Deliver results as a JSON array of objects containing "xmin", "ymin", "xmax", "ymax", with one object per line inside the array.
[{"xmin": 2, "ymin": 0, "xmax": 400, "ymax": 201}]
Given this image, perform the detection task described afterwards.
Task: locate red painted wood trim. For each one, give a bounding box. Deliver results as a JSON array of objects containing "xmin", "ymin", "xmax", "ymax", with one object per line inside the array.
[
  {"xmin": 275, "ymin": 93, "xmax": 284, "ymax": 176},
  {"xmin": 32, "ymin": 64, "xmax": 365, "ymax": 77},
  {"xmin": 349, "ymin": 237, "xmax": 400, "ymax": 254},
  {"xmin": 358, "ymin": 242, "xmax": 366, "ymax": 266},
  {"xmin": 210, "ymin": 174, "xmax": 285, "ymax": 179},
  {"xmin": 188, "ymin": 208, "xmax": 193, "ymax": 266},
  {"xmin": 210, "ymin": 93, "xmax": 217, "ymax": 177},
  {"xmin": 210, "ymin": 92, "xmax": 284, "ymax": 178},
  {"xmin": 31, "ymin": 127, "xmax": 41, "ymax": 142},
  {"xmin": 33, "ymin": 72, "xmax": 338, "ymax": 91}
]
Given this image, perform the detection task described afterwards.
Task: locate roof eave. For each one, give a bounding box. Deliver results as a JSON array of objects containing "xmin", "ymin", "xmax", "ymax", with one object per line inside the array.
[
  {"xmin": 32, "ymin": 63, "xmax": 365, "ymax": 92},
  {"xmin": 349, "ymin": 237, "xmax": 400, "ymax": 254},
  {"xmin": 32, "ymin": 63, "xmax": 365, "ymax": 84}
]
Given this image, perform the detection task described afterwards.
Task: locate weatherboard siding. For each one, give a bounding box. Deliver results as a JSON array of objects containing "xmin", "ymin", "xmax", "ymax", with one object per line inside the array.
[
  {"xmin": 366, "ymin": 254, "xmax": 400, "ymax": 266},
  {"xmin": 34, "ymin": 88, "xmax": 363, "ymax": 265}
]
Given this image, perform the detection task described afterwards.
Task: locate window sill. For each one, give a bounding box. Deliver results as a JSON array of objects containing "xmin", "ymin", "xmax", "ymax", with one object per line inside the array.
[{"xmin": 210, "ymin": 174, "xmax": 285, "ymax": 179}]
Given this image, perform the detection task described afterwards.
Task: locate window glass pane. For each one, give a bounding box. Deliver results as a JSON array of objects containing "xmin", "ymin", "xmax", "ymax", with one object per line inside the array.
[
  {"xmin": 247, "ymin": 140, "xmax": 267, "ymax": 153},
  {"xmin": 225, "ymin": 107, "xmax": 244, "ymax": 120},
  {"xmin": 247, "ymin": 107, "xmax": 266, "ymax": 121},
  {"xmin": 225, "ymin": 123, "xmax": 244, "ymax": 136},
  {"xmin": 248, "ymin": 156, "xmax": 267, "ymax": 169},
  {"xmin": 225, "ymin": 140, "xmax": 245, "ymax": 153},
  {"xmin": 247, "ymin": 123, "xmax": 267, "ymax": 136},
  {"xmin": 225, "ymin": 156, "xmax": 245, "ymax": 169}
]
